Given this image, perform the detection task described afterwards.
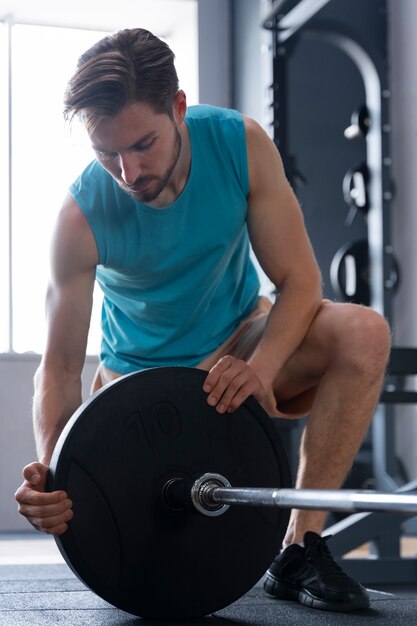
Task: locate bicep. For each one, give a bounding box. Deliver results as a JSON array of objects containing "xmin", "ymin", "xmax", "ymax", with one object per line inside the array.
[
  {"xmin": 244, "ymin": 117, "xmax": 321, "ymax": 288},
  {"xmin": 42, "ymin": 195, "xmax": 98, "ymax": 376}
]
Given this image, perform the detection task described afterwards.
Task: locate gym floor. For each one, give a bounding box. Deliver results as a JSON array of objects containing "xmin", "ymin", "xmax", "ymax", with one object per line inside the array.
[{"xmin": 1, "ymin": 533, "xmax": 417, "ymax": 625}]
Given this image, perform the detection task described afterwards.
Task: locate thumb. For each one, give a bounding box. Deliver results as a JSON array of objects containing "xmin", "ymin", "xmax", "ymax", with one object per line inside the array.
[{"xmin": 23, "ymin": 462, "xmax": 48, "ymax": 489}]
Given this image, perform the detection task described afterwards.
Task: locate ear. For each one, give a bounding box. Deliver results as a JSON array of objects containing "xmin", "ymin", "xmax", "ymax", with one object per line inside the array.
[{"xmin": 172, "ymin": 90, "xmax": 187, "ymax": 124}]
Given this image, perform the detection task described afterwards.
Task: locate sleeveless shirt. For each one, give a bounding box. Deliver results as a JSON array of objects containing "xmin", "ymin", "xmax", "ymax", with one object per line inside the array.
[{"xmin": 69, "ymin": 105, "xmax": 260, "ymax": 373}]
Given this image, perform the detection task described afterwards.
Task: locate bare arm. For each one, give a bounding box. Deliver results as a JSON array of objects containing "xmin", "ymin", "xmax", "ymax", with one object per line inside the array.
[
  {"xmin": 15, "ymin": 193, "xmax": 98, "ymax": 534},
  {"xmin": 204, "ymin": 116, "xmax": 323, "ymax": 411},
  {"xmin": 245, "ymin": 116, "xmax": 323, "ymax": 388},
  {"xmin": 34, "ymin": 193, "xmax": 98, "ymax": 464}
]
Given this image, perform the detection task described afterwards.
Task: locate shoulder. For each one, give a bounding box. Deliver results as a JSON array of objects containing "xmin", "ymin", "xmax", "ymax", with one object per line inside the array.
[
  {"xmin": 242, "ymin": 115, "xmax": 287, "ymax": 193},
  {"xmin": 70, "ymin": 160, "xmax": 117, "ymax": 203},
  {"xmin": 51, "ymin": 194, "xmax": 98, "ymax": 275},
  {"xmin": 243, "ymin": 115, "xmax": 278, "ymax": 157},
  {"xmin": 186, "ymin": 104, "xmax": 248, "ymax": 154},
  {"xmin": 186, "ymin": 105, "xmax": 245, "ymax": 138},
  {"xmin": 57, "ymin": 193, "xmax": 92, "ymax": 232}
]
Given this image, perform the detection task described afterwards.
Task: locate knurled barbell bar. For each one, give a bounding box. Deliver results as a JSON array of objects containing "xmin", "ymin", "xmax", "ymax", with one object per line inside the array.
[{"xmin": 48, "ymin": 366, "xmax": 417, "ymax": 620}]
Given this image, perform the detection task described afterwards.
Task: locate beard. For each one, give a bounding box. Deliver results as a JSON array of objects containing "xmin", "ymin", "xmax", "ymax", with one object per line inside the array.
[{"xmin": 121, "ymin": 128, "xmax": 182, "ymax": 204}]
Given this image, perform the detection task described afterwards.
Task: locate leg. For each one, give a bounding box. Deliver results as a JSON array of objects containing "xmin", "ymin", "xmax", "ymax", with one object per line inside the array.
[
  {"xmin": 272, "ymin": 301, "xmax": 391, "ymax": 546},
  {"xmin": 264, "ymin": 301, "xmax": 390, "ymax": 611}
]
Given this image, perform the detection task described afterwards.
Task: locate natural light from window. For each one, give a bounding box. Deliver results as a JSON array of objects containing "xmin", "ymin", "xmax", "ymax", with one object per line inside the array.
[{"xmin": 11, "ymin": 25, "xmax": 108, "ymax": 355}]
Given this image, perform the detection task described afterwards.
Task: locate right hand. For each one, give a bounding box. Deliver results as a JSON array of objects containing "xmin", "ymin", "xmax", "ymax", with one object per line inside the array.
[{"xmin": 15, "ymin": 462, "xmax": 73, "ymax": 536}]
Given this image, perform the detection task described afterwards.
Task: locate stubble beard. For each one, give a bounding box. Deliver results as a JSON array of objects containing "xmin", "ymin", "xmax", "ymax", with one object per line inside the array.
[{"xmin": 122, "ymin": 128, "xmax": 182, "ymax": 204}]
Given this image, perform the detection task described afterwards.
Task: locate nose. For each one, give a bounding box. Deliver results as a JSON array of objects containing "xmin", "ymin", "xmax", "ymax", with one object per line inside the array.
[{"xmin": 119, "ymin": 153, "xmax": 142, "ymax": 185}]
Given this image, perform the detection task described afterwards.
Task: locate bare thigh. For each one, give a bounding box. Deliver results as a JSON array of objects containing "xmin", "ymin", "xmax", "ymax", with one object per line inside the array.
[{"xmin": 273, "ymin": 300, "xmax": 390, "ymax": 417}]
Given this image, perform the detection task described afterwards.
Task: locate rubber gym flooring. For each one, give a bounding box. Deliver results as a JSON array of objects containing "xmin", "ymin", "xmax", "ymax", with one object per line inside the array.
[{"xmin": 1, "ymin": 534, "xmax": 417, "ymax": 625}]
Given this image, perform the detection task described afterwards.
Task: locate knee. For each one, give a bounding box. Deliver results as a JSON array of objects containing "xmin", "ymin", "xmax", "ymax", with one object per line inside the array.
[{"xmin": 329, "ymin": 304, "xmax": 391, "ymax": 376}]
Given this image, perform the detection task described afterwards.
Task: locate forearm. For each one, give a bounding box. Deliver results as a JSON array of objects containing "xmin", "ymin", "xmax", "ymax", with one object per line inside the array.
[
  {"xmin": 33, "ymin": 365, "xmax": 83, "ymax": 465},
  {"xmin": 248, "ymin": 277, "xmax": 323, "ymax": 389}
]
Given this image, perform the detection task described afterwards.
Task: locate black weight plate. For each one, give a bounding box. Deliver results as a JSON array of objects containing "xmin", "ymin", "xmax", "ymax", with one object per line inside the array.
[
  {"xmin": 49, "ymin": 366, "xmax": 291, "ymax": 619},
  {"xmin": 330, "ymin": 239, "xmax": 370, "ymax": 305}
]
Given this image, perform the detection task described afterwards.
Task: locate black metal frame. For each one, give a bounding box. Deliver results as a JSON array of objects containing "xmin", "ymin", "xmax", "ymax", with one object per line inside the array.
[
  {"xmin": 262, "ymin": 0, "xmax": 417, "ymax": 584},
  {"xmin": 262, "ymin": 0, "xmax": 332, "ymax": 36}
]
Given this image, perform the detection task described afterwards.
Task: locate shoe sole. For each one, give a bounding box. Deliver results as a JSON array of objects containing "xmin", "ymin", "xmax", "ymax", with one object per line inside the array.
[{"xmin": 264, "ymin": 573, "xmax": 370, "ymax": 612}]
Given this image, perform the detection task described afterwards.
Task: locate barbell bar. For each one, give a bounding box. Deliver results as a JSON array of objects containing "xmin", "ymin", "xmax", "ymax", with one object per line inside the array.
[{"xmin": 163, "ymin": 471, "xmax": 417, "ymax": 517}]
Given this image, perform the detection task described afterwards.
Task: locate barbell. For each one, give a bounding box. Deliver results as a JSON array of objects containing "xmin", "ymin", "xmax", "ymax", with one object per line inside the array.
[{"xmin": 48, "ymin": 366, "xmax": 417, "ymax": 619}]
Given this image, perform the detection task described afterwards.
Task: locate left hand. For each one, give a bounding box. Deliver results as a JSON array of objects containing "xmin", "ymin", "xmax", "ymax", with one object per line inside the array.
[{"xmin": 203, "ymin": 355, "xmax": 267, "ymax": 413}]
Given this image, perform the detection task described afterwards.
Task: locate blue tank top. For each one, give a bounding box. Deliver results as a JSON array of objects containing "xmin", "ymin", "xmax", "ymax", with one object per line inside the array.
[{"xmin": 70, "ymin": 105, "xmax": 260, "ymax": 373}]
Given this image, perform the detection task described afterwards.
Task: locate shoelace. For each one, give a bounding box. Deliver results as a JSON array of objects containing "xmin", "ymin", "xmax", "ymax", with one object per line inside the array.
[{"xmin": 305, "ymin": 536, "xmax": 347, "ymax": 581}]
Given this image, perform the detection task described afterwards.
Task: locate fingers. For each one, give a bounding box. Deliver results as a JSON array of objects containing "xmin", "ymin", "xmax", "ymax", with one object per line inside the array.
[
  {"xmin": 22, "ymin": 462, "xmax": 49, "ymax": 491},
  {"xmin": 28, "ymin": 504, "xmax": 73, "ymax": 536},
  {"xmin": 203, "ymin": 355, "xmax": 265, "ymax": 413},
  {"xmin": 15, "ymin": 488, "xmax": 73, "ymax": 535},
  {"xmin": 15, "ymin": 462, "xmax": 73, "ymax": 536},
  {"xmin": 15, "ymin": 485, "xmax": 73, "ymax": 535}
]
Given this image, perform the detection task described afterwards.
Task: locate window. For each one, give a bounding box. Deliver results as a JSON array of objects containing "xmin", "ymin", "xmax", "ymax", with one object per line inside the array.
[
  {"xmin": 10, "ymin": 25, "xmax": 109, "ymax": 355},
  {"xmin": 1, "ymin": 12, "xmax": 198, "ymax": 355}
]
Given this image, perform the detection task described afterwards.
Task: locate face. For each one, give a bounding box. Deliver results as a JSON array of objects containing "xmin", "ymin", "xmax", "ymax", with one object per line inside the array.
[{"xmin": 89, "ymin": 95, "xmax": 185, "ymax": 204}]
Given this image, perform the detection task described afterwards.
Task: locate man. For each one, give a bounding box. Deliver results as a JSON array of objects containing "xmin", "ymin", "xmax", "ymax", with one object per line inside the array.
[{"xmin": 15, "ymin": 28, "xmax": 390, "ymax": 612}]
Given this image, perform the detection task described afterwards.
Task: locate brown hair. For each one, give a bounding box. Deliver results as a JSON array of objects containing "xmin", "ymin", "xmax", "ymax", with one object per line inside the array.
[{"xmin": 63, "ymin": 28, "xmax": 179, "ymax": 133}]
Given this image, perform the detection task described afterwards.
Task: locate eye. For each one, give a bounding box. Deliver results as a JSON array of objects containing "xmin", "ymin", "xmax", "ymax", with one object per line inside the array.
[{"xmin": 136, "ymin": 137, "xmax": 156, "ymax": 151}]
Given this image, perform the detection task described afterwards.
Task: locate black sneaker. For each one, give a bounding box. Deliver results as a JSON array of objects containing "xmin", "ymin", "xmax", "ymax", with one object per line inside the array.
[{"xmin": 263, "ymin": 531, "xmax": 370, "ymax": 611}]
